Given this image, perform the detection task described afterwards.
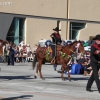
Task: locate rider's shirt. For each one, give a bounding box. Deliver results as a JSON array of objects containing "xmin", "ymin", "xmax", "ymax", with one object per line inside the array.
[
  {"xmin": 51, "ymin": 32, "xmax": 62, "ymax": 45},
  {"xmin": 91, "ymin": 43, "xmax": 100, "ymax": 63}
]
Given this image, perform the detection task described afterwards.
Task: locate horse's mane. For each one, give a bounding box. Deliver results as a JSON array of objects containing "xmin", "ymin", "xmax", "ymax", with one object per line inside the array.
[{"xmin": 67, "ymin": 40, "xmax": 77, "ymax": 47}]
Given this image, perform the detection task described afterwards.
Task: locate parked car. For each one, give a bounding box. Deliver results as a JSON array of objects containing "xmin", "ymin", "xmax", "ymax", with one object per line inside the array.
[
  {"xmin": 84, "ymin": 46, "xmax": 91, "ymax": 51},
  {"xmin": 38, "ymin": 39, "xmax": 52, "ymax": 47},
  {"xmin": 65, "ymin": 40, "xmax": 91, "ymax": 51},
  {"xmin": 38, "ymin": 39, "xmax": 91, "ymax": 51},
  {"xmin": 82, "ymin": 40, "xmax": 92, "ymax": 51},
  {"xmin": 38, "ymin": 39, "xmax": 47, "ymax": 47}
]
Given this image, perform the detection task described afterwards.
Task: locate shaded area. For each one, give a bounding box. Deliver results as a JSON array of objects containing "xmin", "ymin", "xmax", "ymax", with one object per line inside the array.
[
  {"xmin": 70, "ymin": 77, "xmax": 89, "ymax": 81},
  {"xmin": 0, "ymin": 95, "xmax": 33, "ymax": 100},
  {"xmin": 0, "ymin": 75, "xmax": 89, "ymax": 81},
  {"xmin": 44, "ymin": 76, "xmax": 88, "ymax": 81},
  {"xmin": 0, "ymin": 75, "xmax": 34, "ymax": 80}
]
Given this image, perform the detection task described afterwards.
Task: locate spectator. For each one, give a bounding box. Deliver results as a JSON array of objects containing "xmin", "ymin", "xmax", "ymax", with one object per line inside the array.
[
  {"xmin": 26, "ymin": 44, "xmax": 31, "ymax": 54},
  {"xmin": 8, "ymin": 42, "xmax": 14, "ymax": 65},
  {"xmin": 23, "ymin": 51, "xmax": 27, "ymax": 63},
  {"xmin": 32, "ymin": 44, "xmax": 38, "ymax": 54},
  {"xmin": 86, "ymin": 64, "xmax": 93, "ymax": 76},
  {"xmin": 19, "ymin": 40, "xmax": 24, "ymax": 46}
]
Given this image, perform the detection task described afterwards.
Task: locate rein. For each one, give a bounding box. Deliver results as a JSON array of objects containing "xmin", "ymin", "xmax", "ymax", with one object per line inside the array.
[{"xmin": 69, "ymin": 49, "xmax": 76, "ymax": 54}]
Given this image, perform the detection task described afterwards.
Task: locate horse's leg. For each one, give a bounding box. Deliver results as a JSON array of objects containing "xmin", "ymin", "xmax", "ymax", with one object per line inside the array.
[
  {"xmin": 66, "ymin": 66, "xmax": 71, "ymax": 81},
  {"xmin": 34, "ymin": 63, "xmax": 39, "ymax": 79},
  {"xmin": 38, "ymin": 64, "xmax": 45, "ymax": 80},
  {"xmin": 61, "ymin": 65, "xmax": 65, "ymax": 81},
  {"xmin": 37, "ymin": 60, "xmax": 45, "ymax": 80}
]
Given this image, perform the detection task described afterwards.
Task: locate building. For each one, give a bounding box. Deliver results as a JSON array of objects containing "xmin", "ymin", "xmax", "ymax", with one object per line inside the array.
[{"xmin": 0, "ymin": 0, "xmax": 100, "ymax": 47}]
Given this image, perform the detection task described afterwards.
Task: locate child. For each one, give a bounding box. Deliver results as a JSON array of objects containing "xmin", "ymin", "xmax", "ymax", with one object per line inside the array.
[{"xmin": 86, "ymin": 66, "xmax": 93, "ymax": 76}]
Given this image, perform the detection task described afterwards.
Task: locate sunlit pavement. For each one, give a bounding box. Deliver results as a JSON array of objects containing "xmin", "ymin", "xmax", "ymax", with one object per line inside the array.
[{"xmin": 0, "ymin": 62, "xmax": 99, "ymax": 100}]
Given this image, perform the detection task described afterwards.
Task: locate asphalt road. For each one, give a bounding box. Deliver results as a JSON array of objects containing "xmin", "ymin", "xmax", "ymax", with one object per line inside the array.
[{"xmin": 0, "ymin": 62, "xmax": 99, "ymax": 100}]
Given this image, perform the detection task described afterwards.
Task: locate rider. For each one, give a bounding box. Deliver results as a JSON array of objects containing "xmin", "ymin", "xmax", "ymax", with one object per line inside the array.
[
  {"xmin": 50, "ymin": 27, "xmax": 62, "ymax": 64},
  {"xmin": 50, "ymin": 27, "xmax": 62, "ymax": 45}
]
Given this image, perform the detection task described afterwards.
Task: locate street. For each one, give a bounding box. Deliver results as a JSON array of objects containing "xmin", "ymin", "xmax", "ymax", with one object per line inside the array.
[{"xmin": 0, "ymin": 62, "xmax": 99, "ymax": 100}]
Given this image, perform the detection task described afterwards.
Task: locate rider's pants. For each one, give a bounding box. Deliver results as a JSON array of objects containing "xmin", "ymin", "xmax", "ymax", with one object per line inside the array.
[{"xmin": 51, "ymin": 44, "xmax": 56, "ymax": 58}]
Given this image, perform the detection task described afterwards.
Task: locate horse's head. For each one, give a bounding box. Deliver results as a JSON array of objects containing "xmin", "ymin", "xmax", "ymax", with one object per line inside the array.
[
  {"xmin": 67, "ymin": 40, "xmax": 85, "ymax": 55},
  {"xmin": 62, "ymin": 40, "xmax": 84, "ymax": 56},
  {"xmin": 75, "ymin": 40, "xmax": 85, "ymax": 54},
  {"xmin": 0, "ymin": 39, "xmax": 8, "ymax": 47}
]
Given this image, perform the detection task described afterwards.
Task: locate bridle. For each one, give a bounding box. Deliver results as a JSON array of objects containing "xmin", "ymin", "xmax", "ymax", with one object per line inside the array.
[
  {"xmin": 69, "ymin": 49, "xmax": 76, "ymax": 54},
  {"xmin": 69, "ymin": 42, "xmax": 83, "ymax": 55}
]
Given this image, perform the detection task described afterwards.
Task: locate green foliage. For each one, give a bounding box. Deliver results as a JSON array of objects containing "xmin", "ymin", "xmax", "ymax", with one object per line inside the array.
[
  {"xmin": 60, "ymin": 51, "xmax": 71, "ymax": 59},
  {"xmin": 46, "ymin": 50, "xmax": 50, "ymax": 61}
]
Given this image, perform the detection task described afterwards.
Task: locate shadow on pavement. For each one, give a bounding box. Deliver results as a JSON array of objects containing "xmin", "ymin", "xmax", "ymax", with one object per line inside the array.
[
  {"xmin": 0, "ymin": 95, "xmax": 33, "ymax": 100},
  {"xmin": 43, "ymin": 76, "xmax": 89, "ymax": 81},
  {"xmin": 0, "ymin": 75, "xmax": 34, "ymax": 80},
  {"xmin": 70, "ymin": 77, "xmax": 89, "ymax": 81}
]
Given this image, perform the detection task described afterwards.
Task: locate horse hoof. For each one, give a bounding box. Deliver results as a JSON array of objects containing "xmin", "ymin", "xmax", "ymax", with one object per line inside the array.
[
  {"xmin": 42, "ymin": 78, "xmax": 45, "ymax": 80},
  {"xmin": 57, "ymin": 71, "xmax": 60, "ymax": 73},
  {"xmin": 64, "ymin": 78, "xmax": 66, "ymax": 81},
  {"xmin": 62, "ymin": 78, "xmax": 66, "ymax": 81},
  {"xmin": 34, "ymin": 76, "xmax": 37, "ymax": 79}
]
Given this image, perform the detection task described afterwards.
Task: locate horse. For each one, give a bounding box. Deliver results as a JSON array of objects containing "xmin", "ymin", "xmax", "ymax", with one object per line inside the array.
[
  {"xmin": 0, "ymin": 39, "xmax": 8, "ymax": 56},
  {"xmin": 32, "ymin": 40, "xmax": 85, "ymax": 81}
]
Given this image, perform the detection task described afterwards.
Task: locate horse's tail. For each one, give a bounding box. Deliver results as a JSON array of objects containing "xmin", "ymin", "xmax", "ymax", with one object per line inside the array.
[{"xmin": 32, "ymin": 54, "xmax": 37, "ymax": 70}]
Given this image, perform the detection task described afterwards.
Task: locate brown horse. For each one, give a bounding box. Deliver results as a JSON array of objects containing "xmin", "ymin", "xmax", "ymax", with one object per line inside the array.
[
  {"xmin": 0, "ymin": 39, "xmax": 8, "ymax": 56},
  {"xmin": 32, "ymin": 40, "xmax": 85, "ymax": 81}
]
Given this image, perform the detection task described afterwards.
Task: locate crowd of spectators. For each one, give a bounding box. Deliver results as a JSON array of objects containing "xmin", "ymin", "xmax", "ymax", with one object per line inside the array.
[
  {"xmin": 2, "ymin": 41, "xmax": 38, "ymax": 64},
  {"xmin": 63, "ymin": 51, "xmax": 100, "ymax": 77},
  {"xmin": 68, "ymin": 52, "xmax": 91, "ymax": 75},
  {"xmin": 0, "ymin": 39, "xmax": 95, "ymax": 76}
]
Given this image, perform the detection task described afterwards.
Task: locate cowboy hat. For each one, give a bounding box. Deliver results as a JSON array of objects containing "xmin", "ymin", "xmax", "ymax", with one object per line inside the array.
[
  {"xmin": 92, "ymin": 34, "xmax": 100, "ymax": 40},
  {"xmin": 53, "ymin": 27, "xmax": 61, "ymax": 31}
]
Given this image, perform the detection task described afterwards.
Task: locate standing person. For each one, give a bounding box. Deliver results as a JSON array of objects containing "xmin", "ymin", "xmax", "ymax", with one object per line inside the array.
[
  {"xmin": 9, "ymin": 42, "xmax": 14, "ymax": 65},
  {"xmin": 7, "ymin": 49, "xmax": 10, "ymax": 65},
  {"xmin": 50, "ymin": 27, "xmax": 62, "ymax": 70},
  {"xmin": 32, "ymin": 44, "xmax": 38, "ymax": 55},
  {"xmin": 19, "ymin": 40, "xmax": 24, "ymax": 47},
  {"xmin": 86, "ymin": 34, "xmax": 100, "ymax": 93},
  {"xmin": 5, "ymin": 41, "xmax": 10, "ymax": 62}
]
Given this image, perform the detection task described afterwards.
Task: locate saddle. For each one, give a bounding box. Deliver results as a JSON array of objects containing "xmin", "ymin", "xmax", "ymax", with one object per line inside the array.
[
  {"xmin": 56, "ymin": 45, "xmax": 63, "ymax": 51},
  {"xmin": 45, "ymin": 45, "xmax": 63, "ymax": 61}
]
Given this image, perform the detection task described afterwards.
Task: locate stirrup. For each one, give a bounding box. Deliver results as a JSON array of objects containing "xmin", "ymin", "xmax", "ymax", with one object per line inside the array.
[{"xmin": 51, "ymin": 57, "xmax": 55, "ymax": 64}]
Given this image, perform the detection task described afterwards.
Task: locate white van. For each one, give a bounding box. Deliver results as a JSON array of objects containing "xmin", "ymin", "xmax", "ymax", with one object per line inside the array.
[{"xmin": 38, "ymin": 39, "xmax": 47, "ymax": 47}]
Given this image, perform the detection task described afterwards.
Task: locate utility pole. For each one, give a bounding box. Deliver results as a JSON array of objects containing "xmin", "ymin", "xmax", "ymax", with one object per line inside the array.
[{"xmin": 66, "ymin": 0, "xmax": 69, "ymax": 40}]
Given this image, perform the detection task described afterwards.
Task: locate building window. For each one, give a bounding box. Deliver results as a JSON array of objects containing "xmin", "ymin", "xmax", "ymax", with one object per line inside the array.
[
  {"xmin": 6, "ymin": 17, "xmax": 25, "ymax": 45},
  {"xmin": 69, "ymin": 22, "xmax": 86, "ymax": 40}
]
